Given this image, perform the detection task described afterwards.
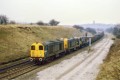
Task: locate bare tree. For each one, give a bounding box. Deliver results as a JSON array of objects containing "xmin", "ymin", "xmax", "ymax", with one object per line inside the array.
[
  {"xmin": 49, "ymin": 19, "xmax": 60, "ymax": 26},
  {"xmin": 9, "ymin": 20, "xmax": 16, "ymax": 24},
  {"xmin": 0, "ymin": 15, "xmax": 8, "ymax": 24}
]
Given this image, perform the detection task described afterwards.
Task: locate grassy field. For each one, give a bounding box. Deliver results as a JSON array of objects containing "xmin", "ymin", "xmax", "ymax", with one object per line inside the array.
[
  {"xmin": 0, "ymin": 24, "xmax": 84, "ymax": 64},
  {"xmin": 96, "ymin": 38, "xmax": 120, "ymax": 80}
]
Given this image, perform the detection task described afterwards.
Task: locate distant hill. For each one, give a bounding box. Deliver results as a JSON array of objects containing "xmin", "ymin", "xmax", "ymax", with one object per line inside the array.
[{"xmin": 81, "ymin": 23, "xmax": 115, "ymax": 31}]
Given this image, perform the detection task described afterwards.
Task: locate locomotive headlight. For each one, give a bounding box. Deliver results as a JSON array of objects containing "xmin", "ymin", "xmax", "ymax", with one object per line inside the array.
[{"xmin": 40, "ymin": 54, "xmax": 42, "ymax": 57}]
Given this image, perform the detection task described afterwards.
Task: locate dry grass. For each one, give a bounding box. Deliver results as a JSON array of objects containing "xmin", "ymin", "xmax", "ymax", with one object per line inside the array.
[
  {"xmin": 96, "ymin": 39, "xmax": 120, "ymax": 80},
  {"xmin": 0, "ymin": 24, "xmax": 84, "ymax": 64}
]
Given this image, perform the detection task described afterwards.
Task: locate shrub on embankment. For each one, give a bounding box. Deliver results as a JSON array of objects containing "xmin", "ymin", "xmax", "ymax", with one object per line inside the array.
[
  {"xmin": 0, "ymin": 24, "xmax": 84, "ymax": 64},
  {"xmin": 96, "ymin": 39, "xmax": 120, "ymax": 80},
  {"xmin": 113, "ymin": 24, "xmax": 120, "ymax": 38}
]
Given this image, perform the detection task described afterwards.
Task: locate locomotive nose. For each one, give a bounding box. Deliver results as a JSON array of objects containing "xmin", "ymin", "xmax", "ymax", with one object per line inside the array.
[{"xmin": 30, "ymin": 43, "xmax": 45, "ymax": 62}]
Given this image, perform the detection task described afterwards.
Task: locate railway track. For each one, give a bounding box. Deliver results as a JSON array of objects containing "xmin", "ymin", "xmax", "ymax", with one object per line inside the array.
[
  {"xmin": 56, "ymin": 38, "xmax": 109, "ymax": 80},
  {"xmin": 0, "ymin": 61, "xmax": 39, "ymax": 80},
  {"xmin": 0, "ymin": 36, "xmax": 105, "ymax": 80}
]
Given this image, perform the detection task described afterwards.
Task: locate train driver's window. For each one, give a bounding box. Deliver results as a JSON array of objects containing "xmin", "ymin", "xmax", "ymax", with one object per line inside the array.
[
  {"xmin": 31, "ymin": 46, "xmax": 35, "ymax": 50},
  {"xmin": 39, "ymin": 46, "xmax": 43, "ymax": 50}
]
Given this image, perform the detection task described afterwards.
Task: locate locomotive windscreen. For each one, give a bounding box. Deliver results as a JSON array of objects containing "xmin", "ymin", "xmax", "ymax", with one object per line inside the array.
[
  {"xmin": 39, "ymin": 46, "xmax": 43, "ymax": 50},
  {"xmin": 31, "ymin": 46, "xmax": 35, "ymax": 50}
]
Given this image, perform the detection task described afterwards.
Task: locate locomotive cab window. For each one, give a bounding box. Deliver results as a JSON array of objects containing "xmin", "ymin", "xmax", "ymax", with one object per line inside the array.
[
  {"xmin": 31, "ymin": 46, "xmax": 35, "ymax": 50},
  {"xmin": 39, "ymin": 46, "xmax": 43, "ymax": 50}
]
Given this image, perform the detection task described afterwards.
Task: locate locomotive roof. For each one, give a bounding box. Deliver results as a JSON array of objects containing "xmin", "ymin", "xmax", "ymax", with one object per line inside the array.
[{"xmin": 43, "ymin": 40, "xmax": 63, "ymax": 45}]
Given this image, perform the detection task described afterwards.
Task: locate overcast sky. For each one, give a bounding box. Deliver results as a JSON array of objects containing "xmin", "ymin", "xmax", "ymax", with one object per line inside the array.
[{"xmin": 0, "ymin": 0, "xmax": 120, "ymax": 25}]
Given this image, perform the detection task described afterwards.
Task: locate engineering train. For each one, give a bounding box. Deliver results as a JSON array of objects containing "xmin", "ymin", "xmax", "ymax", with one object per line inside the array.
[{"xmin": 30, "ymin": 32, "xmax": 104, "ymax": 63}]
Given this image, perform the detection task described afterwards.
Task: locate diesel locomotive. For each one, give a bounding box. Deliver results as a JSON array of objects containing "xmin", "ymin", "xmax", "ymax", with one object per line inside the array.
[{"xmin": 30, "ymin": 32, "xmax": 104, "ymax": 63}]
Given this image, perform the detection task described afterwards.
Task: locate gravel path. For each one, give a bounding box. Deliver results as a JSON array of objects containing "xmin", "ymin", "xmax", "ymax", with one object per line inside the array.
[{"xmin": 34, "ymin": 35, "xmax": 113, "ymax": 80}]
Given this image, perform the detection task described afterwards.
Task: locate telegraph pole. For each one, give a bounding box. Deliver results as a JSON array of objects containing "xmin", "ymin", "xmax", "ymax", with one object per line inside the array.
[
  {"xmin": 85, "ymin": 32, "xmax": 92, "ymax": 53},
  {"xmin": 88, "ymin": 37, "xmax": 91, "ymax": 53}
]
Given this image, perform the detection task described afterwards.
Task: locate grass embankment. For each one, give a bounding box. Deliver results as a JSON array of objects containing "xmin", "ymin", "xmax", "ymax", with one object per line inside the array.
[
  {"xmin": 0, "ymin": 24, "xmax": 84, "ymax": 64},
  {"xmin": 96, "ymin": 38, "xmax": 120, "ymax": 80}
]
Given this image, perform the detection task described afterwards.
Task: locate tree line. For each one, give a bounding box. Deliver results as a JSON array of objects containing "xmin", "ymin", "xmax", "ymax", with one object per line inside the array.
[
  {"xmin": 113, "ymin": 24, "xmax": 120, "ymax": 38},
  {"xmin": 0, "ymin": 15, "xmax": 60, "ymax": 26},
  {"xmin": 36, "ymin": 19, "xmax": 59, "ymax": 26},
  {"xmin": 106, "ymin": 24, "xmax": 120, "ymax": 38},
  {"xmin": 73, "ymin": 25, "xmax": 96, "ymax": 34}
]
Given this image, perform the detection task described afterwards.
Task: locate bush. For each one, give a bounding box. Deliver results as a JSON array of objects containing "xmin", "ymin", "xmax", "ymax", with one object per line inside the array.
[
  {"xmin": 111, "ymin": 38, "xmax": 116, "ymax": 40},
  {"xmin": 9, "ymin": 21, "xmax": 16, "ymax": 24},
  {"xmin": 113, "ymin": 24, "xmax": 120, "ymax": 38},
  {"xmin": 116, "ymin": 35, "xmax": 120, "ymax": 38},
  {"xmin": 73, "ymin": 25, "xmax": 84, "ymax": 31},
  {"xmin": 36, "ymin": 21, "xmax": 44, "ymax": 25}
]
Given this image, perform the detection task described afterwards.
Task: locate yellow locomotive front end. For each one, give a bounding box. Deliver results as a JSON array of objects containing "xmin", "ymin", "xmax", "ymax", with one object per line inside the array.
[
  {"xmin": 64, "ymin": 38, "xmax": 68, "ymax": 50},
  {"xmin": 30, "ymin": 42, "xmax": 45, "ymax": 62}
]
